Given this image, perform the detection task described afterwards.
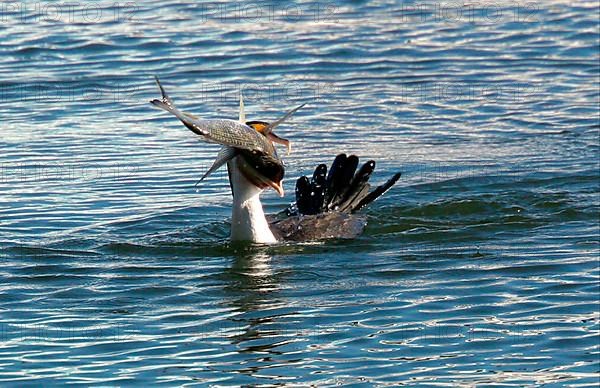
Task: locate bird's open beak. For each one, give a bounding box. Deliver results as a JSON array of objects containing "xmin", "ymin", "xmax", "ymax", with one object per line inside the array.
[{"xmin": 236, "ymin": 154, "xmax": 285, "ymax": 197}]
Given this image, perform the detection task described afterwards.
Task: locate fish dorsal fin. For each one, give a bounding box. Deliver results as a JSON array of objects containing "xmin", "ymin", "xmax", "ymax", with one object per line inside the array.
[
  {"xmin": 238, "ymin": 92, "xmax": 246, "ymax": 123},
  {"xmin": 263, "ymin": 103, "xmax": 305, "ymax": 135},
  {"xmin": 194, "ymin": 146, "xmax": 238, "ymax": 187}
]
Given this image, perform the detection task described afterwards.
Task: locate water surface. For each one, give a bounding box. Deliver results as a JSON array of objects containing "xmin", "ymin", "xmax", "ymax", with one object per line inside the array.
[{"xmin": 0, "ymin": 0, "xmax": 598, "ymax": 385}]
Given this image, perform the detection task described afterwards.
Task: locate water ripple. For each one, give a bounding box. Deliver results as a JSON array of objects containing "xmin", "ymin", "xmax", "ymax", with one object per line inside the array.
[{"xmin": 0, "ymin": 0, "xmax": 598, "ymax": 385}]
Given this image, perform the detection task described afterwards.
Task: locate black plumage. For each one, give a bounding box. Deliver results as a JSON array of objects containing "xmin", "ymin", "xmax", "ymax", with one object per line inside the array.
[
  {"xmin": 292, "ymin": 154, "xmax": 399, "ymax": 216},
  {"xmin": 272, "ymin": 154, "xmax": 400, "ymax": 240}
]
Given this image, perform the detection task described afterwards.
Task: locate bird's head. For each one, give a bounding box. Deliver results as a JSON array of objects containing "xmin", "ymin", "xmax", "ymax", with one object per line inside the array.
[
  {"xmin": 235, "ymin": 149, "xmax": 285, "ymax": 197},
  {"xmin": 227, "ymin": 120, "xmax": 288, "ymax": 197}
]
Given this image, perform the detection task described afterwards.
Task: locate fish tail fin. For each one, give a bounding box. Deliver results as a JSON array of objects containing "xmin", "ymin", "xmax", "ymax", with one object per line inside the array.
[
  {"xmin": 150, "ymin": 76, "xmax": 208, "ymax": 137},
  {"xmin": 150, "ymin": 98, "xmax": 174, "ymax": 113},
  {"xmin": 150, "ymin": 76, "xmax": 176, "ymax": 112},
  {"xmin": 290, "ymin": 154, "xmax": 400, "ymax": 216}
]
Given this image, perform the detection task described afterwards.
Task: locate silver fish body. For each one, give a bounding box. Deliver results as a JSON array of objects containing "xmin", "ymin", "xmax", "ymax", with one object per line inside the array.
[
  {"xmin": 150, "ymin": 77, "xmax": 276, "ymax": 156},
  {"xmin": 186, "ymin": 117, "xmax": 276, "ymax": 155}
]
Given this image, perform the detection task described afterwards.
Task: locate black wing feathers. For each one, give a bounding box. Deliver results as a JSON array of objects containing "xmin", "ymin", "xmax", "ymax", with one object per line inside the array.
[
  {"xmin": 329, "ymin": 154, "xmax": 358, "ymax": 210},
  {"xmin": 337, "ymin": 159, "xmax": 375, "ymax": 211},
  {"xmin": 323, "ymin": 154, "xmax": 347, "ymax": 211},
  {"xmin": 311, "ymin": 164, "xmax": 327, "ymax": 214},
  {"xmin": 295, "ymin": 164, "xmax": 327, "ymax": 215},
  {"xmin": 295, "ymin": 176, "xmax": 312, "ymax": 215},
  {"xmin": 293, "ymin": 154, "xmax": 400, "ymax": 215},
  {"xmin": 353, "ymin": 172, "xmax": 401, "ymax": 212},
  {"xmin": 339, "ymin": 184, "xmax": 370, "ymax": 213}
]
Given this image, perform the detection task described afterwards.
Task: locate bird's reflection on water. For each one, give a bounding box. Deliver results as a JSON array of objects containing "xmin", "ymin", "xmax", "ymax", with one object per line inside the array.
[{"xmin": 220, "ymin": 246, "xmax": 303, "ymax": 378}]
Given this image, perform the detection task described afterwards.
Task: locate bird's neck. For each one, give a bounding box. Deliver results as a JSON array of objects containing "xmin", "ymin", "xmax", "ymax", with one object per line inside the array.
[{"xmin": 228, "ymin": 158, "xmax": 277, "ymax": 244}]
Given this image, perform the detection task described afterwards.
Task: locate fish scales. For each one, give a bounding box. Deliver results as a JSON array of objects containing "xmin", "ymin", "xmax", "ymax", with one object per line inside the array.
[{"xmin": 199, "ymin": 119, "xmax": 274, "ymax": 154}]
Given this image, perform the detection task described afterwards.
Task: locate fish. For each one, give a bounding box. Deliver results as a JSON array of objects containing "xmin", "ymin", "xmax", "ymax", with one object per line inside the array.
[
  {"xmin": 150, "ymin": 77, "xmax": 304, "ymax": 189},
  {"xmin": 151, "ymin": 76, "xmax": 275, "ymax": 154},
  {"xmin": 195, "ymin": 91, "xmax": 302, "ymax": 187}
]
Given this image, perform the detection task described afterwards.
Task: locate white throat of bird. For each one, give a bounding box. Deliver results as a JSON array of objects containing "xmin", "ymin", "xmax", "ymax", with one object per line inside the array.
[{"xmin": 228, "ymin": 157, "xmax": 277, "ymax": 244}]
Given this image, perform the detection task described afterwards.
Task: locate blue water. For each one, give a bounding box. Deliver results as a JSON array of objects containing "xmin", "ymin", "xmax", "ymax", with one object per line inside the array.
[{"xmin": 1, "ymin": 0, "xmax": 599, "ymax": 385}]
